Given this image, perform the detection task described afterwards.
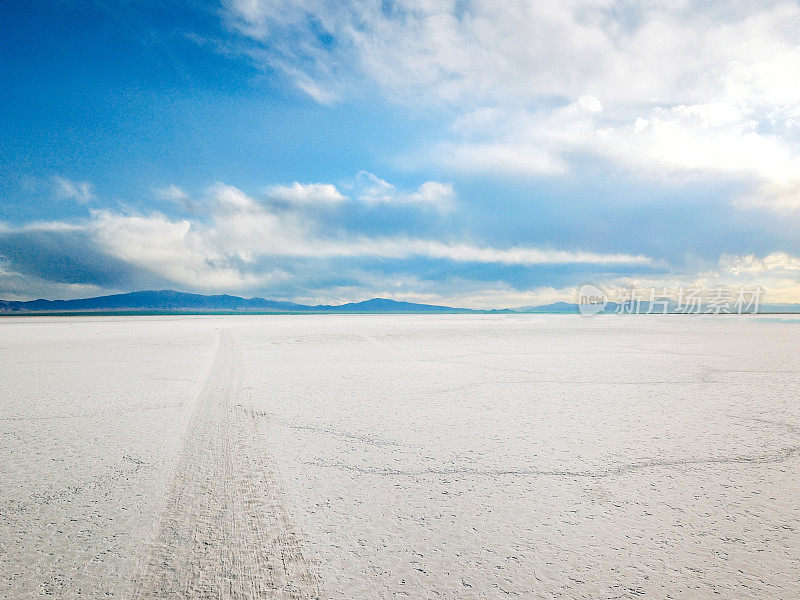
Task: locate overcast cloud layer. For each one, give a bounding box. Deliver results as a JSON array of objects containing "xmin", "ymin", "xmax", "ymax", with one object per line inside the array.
[{"xmin": 1, "ymin": 1, "xmax": 800, "ymax": 306}]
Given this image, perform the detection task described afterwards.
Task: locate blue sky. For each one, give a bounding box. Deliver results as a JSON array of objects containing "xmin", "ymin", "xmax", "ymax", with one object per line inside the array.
[{"xmin": 2, "ymin": 0, "xmax": 800, "ymax": 306}]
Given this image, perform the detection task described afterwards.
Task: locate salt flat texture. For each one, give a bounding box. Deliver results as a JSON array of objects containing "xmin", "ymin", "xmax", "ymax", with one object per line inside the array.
[{"xmin": 1, "ymin": 315, "xmax": 799, "ymax": 599}]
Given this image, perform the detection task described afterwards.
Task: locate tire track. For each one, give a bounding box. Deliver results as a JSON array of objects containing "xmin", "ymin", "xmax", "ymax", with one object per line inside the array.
[{"xmin": 129, "ymin": 330, "xmax": 321, "ymax": 599}]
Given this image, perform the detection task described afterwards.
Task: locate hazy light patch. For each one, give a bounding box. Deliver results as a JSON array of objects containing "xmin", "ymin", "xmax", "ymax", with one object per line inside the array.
[
  {"xmin": 156, "ymin": 185, "xmax": 189, "ymax": 202},
  {"xmin": 53, "ymin": 177, "xmax": 94, "ymax": 204}
]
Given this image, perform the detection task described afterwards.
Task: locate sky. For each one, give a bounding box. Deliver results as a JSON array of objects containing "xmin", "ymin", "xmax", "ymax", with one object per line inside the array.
[{"xmin": 2, "ymin": 0, "xmax": 800, "ymax": 307}]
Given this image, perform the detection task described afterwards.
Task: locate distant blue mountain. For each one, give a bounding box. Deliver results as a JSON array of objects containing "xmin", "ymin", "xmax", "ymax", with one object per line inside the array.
[
  {"xmin": 1, "ymin": 290, "xmax": 797, "ymax": 315},
  {"xmin": 513, "ymin": 301, "xmax": 580, "ymax": 313},
  {"xmin": 0, "ymin": 290, "xmax": 304, "ymax": 313},
  {"xmin": 315, "ymin": 297, "xmax": 478, "ymax": 313},
  {"xmin": 0, "ymin": 290, "xmax": 500, "ymax": 314}
]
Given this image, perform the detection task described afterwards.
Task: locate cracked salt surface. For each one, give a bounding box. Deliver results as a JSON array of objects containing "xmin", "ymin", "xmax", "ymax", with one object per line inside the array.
[{"xmin": 1, "ymin": 314, "xmax": 799, "ymax": 599}]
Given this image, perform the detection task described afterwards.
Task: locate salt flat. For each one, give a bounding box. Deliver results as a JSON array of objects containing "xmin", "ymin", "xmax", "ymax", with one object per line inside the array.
[{"xmin": 1, "ymin": 315, "xmax": 799, "ymax": 599}]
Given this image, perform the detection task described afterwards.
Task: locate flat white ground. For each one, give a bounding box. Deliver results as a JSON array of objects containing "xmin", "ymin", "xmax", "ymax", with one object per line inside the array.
[{"xmin": 1, "ymin": 315, "xmax": 799, "ymax": 599}]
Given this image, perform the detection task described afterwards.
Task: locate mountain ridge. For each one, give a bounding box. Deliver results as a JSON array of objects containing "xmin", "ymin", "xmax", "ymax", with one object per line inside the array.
[
  {"xmin": 0, "ymin": 290, "xmax": 502, "ymax": 314},
  {"xmin": 2, "ymin": 290, "xmax": 799, "ymax": 315}
]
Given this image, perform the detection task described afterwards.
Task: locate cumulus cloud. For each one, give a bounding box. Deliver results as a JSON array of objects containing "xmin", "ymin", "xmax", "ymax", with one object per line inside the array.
[
  {"xmin": 354, "ymin": 172, "xmax": 456, "ymax": 212},
  {"xmin": 266, "ymin": 182, "xmax": 346, "ymax": 205},
  {"xmin": 261, "ymin": 174, "xmax": 456, "ymax": 211},
  {"xmin": 90, "ymin": 185, "xmax": 293, "ymax": 290},
  {"xmin": 53, "ymin": 176, "xmax": 94, "ymax": 203},
  {"xmin": 96, "ymin": 184, "xmax": 647, "ymax": 268},
  {"xmin": 91, "ymin": 211, "xmax": 261, "ymax": 290},
  {"xmin": 426, "ymin": 96, "xmax": 800, "ymax": 186},
  {"xmin": 0, "ymin": 183, "xmax": 652, "ymax": 298}
]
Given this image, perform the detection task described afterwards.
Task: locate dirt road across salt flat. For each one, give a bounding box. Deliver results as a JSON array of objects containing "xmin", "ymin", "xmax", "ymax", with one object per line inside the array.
[{"xmin": 130, "ymin": 330, "xmax": 321, "ymax": 600}]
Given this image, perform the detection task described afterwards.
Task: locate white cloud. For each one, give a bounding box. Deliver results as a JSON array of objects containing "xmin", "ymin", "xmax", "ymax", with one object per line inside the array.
[
  {"xmin": 333, "ymin": 238, "xmax": 650, "ymax": 266},
  {"xmin": 572, "ymin": 251, "xmax": 800, "ymax": 306},
  {"xmin": 81, "ymin": 184, "xmax": 650, "ymax": 290},
  {"xmin": 222, "ymin": 1, "xmax": 800, "ymax": 210},
  {"xmin": 156, "ymin": 185, "xmax": 189, "ymax": 202},
  {"xmin": 611, "ymin": 106, "xmax": 800, "ymax": 182},
  {"xmin": 719, "ymin": 252, "xmax": 800, "ymax": 278},
  {"xmin": 266, "ymin": 0, "xmax": 800, "ymax": 106},
  {"xmin": 18, "ymin": 221, "xmax": 84, "ymax": 233},
  {"xmin": 266, "ymin": 182, "xmax": 346, "ymax": 205},
  {"xmin": 440, "ymin": 251, "xmax": 800, "ymax": 307},
  {"xmin": 7, "ymin": 197, "xmax": 800, "ymax": 306},
  {"xmin": 262, "ymin": 174, "xmax": 457, "ymax": 212},
  {"xmin": 90, "ymin": 209, "xmax": 268, "ymax": 290},
  {"xmin": 355, "ymin": 172, "xmax": 456, "ymax": 212},
  {"xmin": 223, "ymin": 1, "xmax": 800, "ymax": 108},
  {"xmin": 432, "ymin": 142, "xmax": 567, "ymax": 176},
  {"xmin": 735, "ymin": 181, "xmax": 800, "ymax": 213},
  {"xmin": 422, "ymin": 97, "xmax": 800, "ymax": 213},
  {"xmin": 53, "ymin": 176, "xmax": 94, "ymax": 203},
  {"xmin": 285, "ymin": 67, "xmax": 340, "ymax": 105}
]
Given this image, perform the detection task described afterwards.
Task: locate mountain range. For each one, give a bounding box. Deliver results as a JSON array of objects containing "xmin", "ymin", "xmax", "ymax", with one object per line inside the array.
[
  {"xmin": 0, "ymin": 290, "xmax": 496, "ymax": 314},
  {"xmin": 1, "ymin": 290, "xmax": 798, "ymax": 314}
]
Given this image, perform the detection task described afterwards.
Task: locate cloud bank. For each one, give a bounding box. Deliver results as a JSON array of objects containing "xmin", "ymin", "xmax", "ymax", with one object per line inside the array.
[
  {"xmin": 223, "ymin": 0, "xmax": 800, "ymax": 211},
  {"xmin": 0, "ymin": 179, "xmax": 655, "ymax": 304}
]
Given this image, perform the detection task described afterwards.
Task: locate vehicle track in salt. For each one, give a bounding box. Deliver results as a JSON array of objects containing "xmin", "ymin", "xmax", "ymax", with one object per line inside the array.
[{"xmin": 129, "ymin": 330, "xmax": 321, "ymax": 600}]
